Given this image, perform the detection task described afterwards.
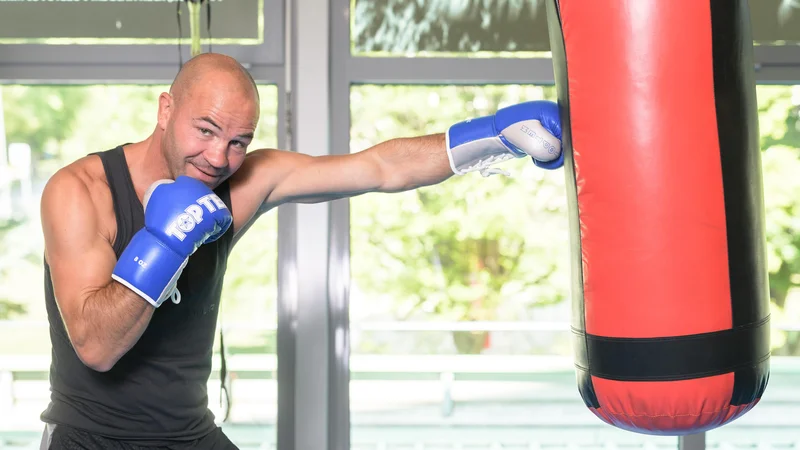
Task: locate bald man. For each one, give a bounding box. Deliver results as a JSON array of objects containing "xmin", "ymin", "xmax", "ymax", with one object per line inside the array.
[{"xmin": 38, "ymin": 53, "xmax": 563, "ymax": 449}]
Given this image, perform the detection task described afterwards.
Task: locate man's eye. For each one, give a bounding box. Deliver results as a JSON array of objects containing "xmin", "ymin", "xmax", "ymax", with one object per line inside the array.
[{"xmin": 199, "ymin": 128, "xmax": 212, "ymax": 135}]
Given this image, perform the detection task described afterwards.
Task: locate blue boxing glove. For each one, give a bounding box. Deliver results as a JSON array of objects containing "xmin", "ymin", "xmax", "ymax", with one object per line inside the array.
[
  {"xmin": 112, "ymin": 176, "xmax": 233, "ymax": 308},
  {"xmin": 446, "ymin": 100, "xmax": 563, "ymax": 176}
]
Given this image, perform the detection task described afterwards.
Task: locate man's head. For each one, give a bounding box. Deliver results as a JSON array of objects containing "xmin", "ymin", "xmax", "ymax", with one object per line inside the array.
[{"xmin": 156, "ymin": 53, "xmax": 260, "ymax": 188}]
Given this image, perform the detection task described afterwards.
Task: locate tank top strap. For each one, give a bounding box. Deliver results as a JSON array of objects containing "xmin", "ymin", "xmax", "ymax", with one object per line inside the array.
[
  {"xmin": 93, "ymin": 145, "xmax": 144, "ymax": 257},
  {"xmin": 213, "ymin": 178, "xmax": 233, "ymax": 253}
]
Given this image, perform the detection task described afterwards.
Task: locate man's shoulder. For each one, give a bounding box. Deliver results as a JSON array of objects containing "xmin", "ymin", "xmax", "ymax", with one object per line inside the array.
[
  {"xmin": 229, "ymin": 148, "xmax": 285, "ymax": 192},
  {"xmin": 46, "ymin": 154, "xmax": 108, "ymax": 197},
  {"xmin": 226, "ymin": 148, "xmax": 300, "ymax": 236},
  {"xmin": 231, "ymin": 148, "xmax": 307, "ymax": 184},
  {"xmin": 42, "ymin": 154, "xmax": 116, "ymax": 240},
  {"xmin": 239, "ymin": 147, "xmax": 293, "ymax": 166}
]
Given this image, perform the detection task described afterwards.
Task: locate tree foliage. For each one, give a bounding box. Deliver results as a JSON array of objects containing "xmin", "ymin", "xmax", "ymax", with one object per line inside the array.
[
  {"xmin": 350, "ymin": 85, "xmax": 570, "ymax": 353},
  {"xmin": 758, "ymin": 86, "xmax": 800, "ymax": 354}
]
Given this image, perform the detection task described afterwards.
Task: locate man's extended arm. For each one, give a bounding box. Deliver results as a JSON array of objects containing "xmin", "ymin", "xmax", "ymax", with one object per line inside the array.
[
  {"xmin": 41, "ymin": 169, "xmax": 154, "ymax": 372},
  {"xmin": 227, "ymin": 100, "xmax": 563, "ymax": 234},
  {"xmin": 267, "ymin": 133, "xmax": 451, "ymax": 205}
]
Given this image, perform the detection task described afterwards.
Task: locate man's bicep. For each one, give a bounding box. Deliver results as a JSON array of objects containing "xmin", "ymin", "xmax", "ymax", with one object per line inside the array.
[{"xmin": 41, "ymin": 170, "xmax": 117, "ymax": 320}]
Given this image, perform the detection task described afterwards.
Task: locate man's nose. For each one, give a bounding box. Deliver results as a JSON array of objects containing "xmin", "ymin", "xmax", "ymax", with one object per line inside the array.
[{"xmin": 205, "ymin": 144, "xmax": 229, "ymax": 170}]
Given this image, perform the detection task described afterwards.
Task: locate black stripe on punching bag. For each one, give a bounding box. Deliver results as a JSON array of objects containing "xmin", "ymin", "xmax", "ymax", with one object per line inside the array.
[
  {"xmin": 544, "ymin": 0, "xmax": 599, "ymax": 409},
  {"xmin": 572, "ymin": 316, "xmax": 770, "ymax": 381},
  {"xmin": 709, "ymin": 0, "xmax": 771, "ymax": 405}
]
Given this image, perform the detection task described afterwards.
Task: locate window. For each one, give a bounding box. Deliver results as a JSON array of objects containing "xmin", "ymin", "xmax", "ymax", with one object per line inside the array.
[
  {"xmin": 217, "ymin": 85, "xmax": 279, "ymax": 446},
  {"xmin": 0, "ymin": 0, "xmax": 262, "ymax": 45},
  {"xmin": 348, "ymin": 83, "xmax": 800, "ymax": 448},
  {"xmin": 0, "ymin": 0, "xmax": 284, "ymax": 71},
  {"xmin": 347, "ymin": 84, "xmax": 678, "ymax": 448},
  {"xmin": 0, "ymin": 84, "xmax": 279, "ymax": 445},
  {"xmin": 351, "ymin": 0, "xmax": 551, "ymax": 56},
  {"xmin": 706, "ymin": 85, "xmax": 800, "ymax": 447},
  {"xmin": 350, "ymin": 0, "xmax": 800, "ymax": 57},
  {"xmin": 751, "ymin": 0, "xmax": 800, "ymax": 45}
]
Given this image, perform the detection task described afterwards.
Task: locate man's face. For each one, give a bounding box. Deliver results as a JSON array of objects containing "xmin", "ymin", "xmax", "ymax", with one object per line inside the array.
[{"xmin": 159, "ymin": 82, "xmax": 259, "ymax": 188}]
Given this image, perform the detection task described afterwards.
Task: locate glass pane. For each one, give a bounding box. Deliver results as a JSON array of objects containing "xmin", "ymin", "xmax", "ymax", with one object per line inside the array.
[
  {"xmin": 0, "ymin": 0, "xmax": 263, "ymax": 45},
  {"xmin": 706, "ymin": 85, "xmax": 800, "ymax": 446},
  {"xmin": 350, "ymin": 0, "xmax": 800, "ymax": 57},
  {"xmin": 348, "ymin": 84, "xmax": 678, "ymax": 448},
  {"xmin": 217, "ymin": 85, "xmax": 280, "ymax": 447},
  {"xmin": 0, "ymin": 84, "xmax": 278, "ymax": 447},
  {"xmin": 752, "ymin": 0, "xmax": 800, "ymax": 44},
  {"xmin": 351, "ymin": 0, "xmax": 551, "ymax": 57}
]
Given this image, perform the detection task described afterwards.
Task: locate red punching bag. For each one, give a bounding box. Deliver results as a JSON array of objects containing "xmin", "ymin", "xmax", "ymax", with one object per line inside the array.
[{"xmin": 545, "ymin": 0, "xmax": 771, "ymax": 435}]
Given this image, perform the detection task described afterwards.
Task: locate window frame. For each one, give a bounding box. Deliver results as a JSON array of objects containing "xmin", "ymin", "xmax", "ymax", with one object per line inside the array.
[{"xmin": 0, "ymin": 0, "xmax": 284, "ymax": 82}]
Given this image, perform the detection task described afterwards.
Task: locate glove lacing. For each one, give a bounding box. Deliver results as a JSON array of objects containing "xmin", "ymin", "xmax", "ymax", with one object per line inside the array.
[
  {"xmin": 166, "ymin": 283, "xmax": 182, "ymax": 305},
  {"xmin": 463, "ymin": 153, "xmax": 514, "ymax": 177},
  {"xmin": 164, "ymin": 257, "xmax": 189, "ymax": 306}
]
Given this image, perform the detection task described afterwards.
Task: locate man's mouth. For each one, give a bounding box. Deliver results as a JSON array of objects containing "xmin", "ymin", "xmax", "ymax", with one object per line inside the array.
[{"xmin": 192, "ymin": 164, "xmax": 221, "ymax": 179}]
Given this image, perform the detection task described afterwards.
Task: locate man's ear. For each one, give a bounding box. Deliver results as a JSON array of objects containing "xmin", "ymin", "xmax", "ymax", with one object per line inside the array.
[{"xmin": 157, "ymin": 92, "xmax": 173, "ymax": 130}]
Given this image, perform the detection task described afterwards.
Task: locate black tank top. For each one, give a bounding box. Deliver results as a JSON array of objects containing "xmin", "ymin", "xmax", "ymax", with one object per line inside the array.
[{"xmin": 40, "ymin": 146, "xmax": 234, "ymax": 443}]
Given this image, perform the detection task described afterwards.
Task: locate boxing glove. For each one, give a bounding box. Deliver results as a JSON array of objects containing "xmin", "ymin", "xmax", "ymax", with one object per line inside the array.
[
  {"xmin": 446, "ymin": 100, "xmax": 563, "ymax": 176},
  {"xmin": 112, "ymin": 176, "xmax": 233, "ymax": 308}
]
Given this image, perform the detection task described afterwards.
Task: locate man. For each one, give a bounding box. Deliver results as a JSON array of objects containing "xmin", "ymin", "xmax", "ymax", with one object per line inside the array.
[{"xmin": 38, "ymin": 53, "xmax": 563, "ymax": 449}]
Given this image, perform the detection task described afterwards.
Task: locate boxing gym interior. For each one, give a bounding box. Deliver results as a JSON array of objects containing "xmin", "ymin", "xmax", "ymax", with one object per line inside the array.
[{"xmin": 2, "ymin": 0, "xmax": 800, "ymax": 449}]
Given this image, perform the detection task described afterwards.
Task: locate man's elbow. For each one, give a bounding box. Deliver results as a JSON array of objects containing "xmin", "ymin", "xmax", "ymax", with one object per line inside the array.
[
  {"xmin": 378, "ymin": 178, "xmax": 410, "ymax": 194},
  {"xmin": 376, "ymin": 161, "xmax": 416, "ymax": 193},
  {"xmin": 379, "ymin": 171, "xmax": 433, "ymax": 194},
  {"xmin": 74, "ymin": 344, "xmax": 118, "ymax": 373}
]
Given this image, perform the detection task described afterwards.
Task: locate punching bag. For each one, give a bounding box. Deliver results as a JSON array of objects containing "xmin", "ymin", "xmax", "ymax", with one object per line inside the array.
[{"xmin": 545, "ymin": 0, "xmax": 771, "ymax": 435}]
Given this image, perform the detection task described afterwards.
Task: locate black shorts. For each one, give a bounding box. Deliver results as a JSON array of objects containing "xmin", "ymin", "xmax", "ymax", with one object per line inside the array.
[{"xmin": 40, "ymin": 424, "xmax": 239, "ymax": 450}]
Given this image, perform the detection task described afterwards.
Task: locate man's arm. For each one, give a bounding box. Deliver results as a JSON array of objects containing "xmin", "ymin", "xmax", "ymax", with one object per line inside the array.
[
  {"xmin": 228, "ymin": 100, "xmax": 563, "ymax": 235},
  {"xmin": 268, "ymin": 133, "xmax": 450, "ymax": 205},
  {"xmin": 41, "ymin": 168, "xmax": 154, "ymax": 372},
  {"xmin": 227, "ymin": 134, "xmax": 449, "ymax": 237}
]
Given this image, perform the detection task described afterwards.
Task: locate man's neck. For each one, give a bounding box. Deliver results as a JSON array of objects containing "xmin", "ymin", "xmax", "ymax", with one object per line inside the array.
[{"xmin": 124, "ymin": 132, "xmax": 173, "ymax": 203}]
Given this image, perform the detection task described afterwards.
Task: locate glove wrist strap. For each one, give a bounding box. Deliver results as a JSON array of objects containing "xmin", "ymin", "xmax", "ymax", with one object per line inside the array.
[{"xmin": 446, "ymin": 127, "xmax": 521, "ymax": 177}]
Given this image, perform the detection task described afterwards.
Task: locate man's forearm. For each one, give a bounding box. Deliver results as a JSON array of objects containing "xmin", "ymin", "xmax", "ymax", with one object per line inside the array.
[
  {"xmin": 373, "ymin": 133, "xmax": 453, "ymax": 192},
  {"xmin": 72, "ymin": 281, "xmax": 154, "ymax": 371}
]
